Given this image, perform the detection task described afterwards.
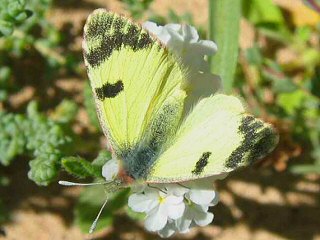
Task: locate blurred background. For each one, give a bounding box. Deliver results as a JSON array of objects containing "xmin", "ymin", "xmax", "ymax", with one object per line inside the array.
[{"xmin": 0, "ymin": 0, "xmax": 319, "ymax": 239}]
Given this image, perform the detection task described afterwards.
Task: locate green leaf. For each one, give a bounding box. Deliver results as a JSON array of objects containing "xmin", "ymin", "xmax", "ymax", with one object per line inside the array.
[
  {"xmin": 75, "ymin": 185, "xmax": 130, "ymax": 233},
  {"xmin": 50, "ymin": 100, "xmax": 78, "ymax": 123},
  {"xmin": 0, "ymin": 20, "xmax": 13, "ymax": 36},
  {"xmin": 242, "ymin": 0, "xmax": 291, "ymax": 43},
  {"xmin": 245, "ymin": 45, "xmax": 263, "ymax": 66},
  {"xmin": 92, "ymin": 149, "xmax": 112, "ymax": 167},
  {"xmin": 0, "ymin": 101, "xmax": 73, "ymax": 184},
  {"xmin": 0, "ymin": 112, "xmax": 26, "ymax": 166},
  {"xmin": 272, "ymin": 79, "xmax": 298, "ymax": 93},
  {"xmin": 209, "ymin": 0, "xmax": 241, "ymax": 93},
  {"xmin": 242, "ymin": 0, "xmax": 284, "ymax": 27},
  {"xmin": 28, "ymin": 157, "xmax": 60, "ymax": 186},
  {"xmin": 61, "ymin": 156, "xmax": 101, "ymax": 178},
  {"xmin": 276, "ymin": 90, "xmax": 305, "ymax": 115},
  {"xmin": 290, "ymin": 164, "xmax": 320, "ymax": 174},
  {"xmin": 309, "ymin": 67, "xmax": 320, "ymax": 98}
]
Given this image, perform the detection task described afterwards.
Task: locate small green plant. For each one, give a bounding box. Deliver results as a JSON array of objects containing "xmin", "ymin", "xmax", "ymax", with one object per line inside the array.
[
  {"xmin": 0, "ymin": 100, "xmax": 78, "ymax": 185},
  {"xmin": 0, "ymin": 0, "xmax": 33, "ymax": 37}
]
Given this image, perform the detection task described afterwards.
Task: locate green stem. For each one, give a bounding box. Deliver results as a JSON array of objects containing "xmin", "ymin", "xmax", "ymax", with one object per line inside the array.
[{"xmin": 209, "ymin": 0, "xmax": 241, "ymax": 93}]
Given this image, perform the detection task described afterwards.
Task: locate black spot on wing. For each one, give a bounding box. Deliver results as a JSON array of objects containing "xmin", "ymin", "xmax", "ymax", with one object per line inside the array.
[
  {"xmin": 84, "ymin": 12, "xmax": 153, "ymax": 67},
  {"xmin": 225, "ymin": 116, "xmax": 277, "ymax": 169},
  {"xmin": 192, "ymin": 152, "xmax": 212, "ymax": 175},
  {"xmin": 95, "ymin": 80, "xmax": 124, "ymax": 100}
]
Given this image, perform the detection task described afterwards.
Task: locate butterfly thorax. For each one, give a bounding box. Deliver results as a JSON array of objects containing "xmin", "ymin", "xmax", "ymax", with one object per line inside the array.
[{"xmin": 121, "ymin": 147, "xmax": 156, "ymax": 180}]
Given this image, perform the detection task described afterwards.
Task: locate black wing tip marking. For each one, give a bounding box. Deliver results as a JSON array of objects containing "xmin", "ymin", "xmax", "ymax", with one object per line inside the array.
[
  {"xmin": 83, "ymin": 10, "xmax": 153, "ymax": 67},
  {"xmin": 225, "ymin": 116, "xmax": 278, "ymax": 169},
  {"xmin": 192, "ymin": 152, "xmax": 212, "ymax": 175},
  {"xmin": 95, "ymin": 80, "xmax": 124, "ymax": 100}
]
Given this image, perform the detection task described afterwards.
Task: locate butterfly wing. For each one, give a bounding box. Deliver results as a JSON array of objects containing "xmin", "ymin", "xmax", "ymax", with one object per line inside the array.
[
  {"xmin": 146, "ymin": 94, "xmax": 278, "ymax": 183},
  {"xmin": 83, "ymin": 10, "xmax": 186, "ymax": 156}
]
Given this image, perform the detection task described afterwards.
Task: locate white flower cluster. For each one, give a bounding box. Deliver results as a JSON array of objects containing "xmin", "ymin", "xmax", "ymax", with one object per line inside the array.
[
  {"xmin": 128, "ymin": 182, "xmax": 219, "ymax": 238},
  {"xmin": 103, "ymin": 159, "xmax": 226, "ymax": 238}
]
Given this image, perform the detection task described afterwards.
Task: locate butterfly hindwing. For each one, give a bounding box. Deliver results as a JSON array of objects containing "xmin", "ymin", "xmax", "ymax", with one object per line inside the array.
[{"xmin": 146, "ymin": 94, "xmax": 278, "ymax": 183}]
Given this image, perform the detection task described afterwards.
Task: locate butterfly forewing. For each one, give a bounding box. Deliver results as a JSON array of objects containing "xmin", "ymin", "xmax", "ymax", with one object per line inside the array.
[{"xmin": 83, "ymin": 9, "xmax": 186, "ymax": 156}]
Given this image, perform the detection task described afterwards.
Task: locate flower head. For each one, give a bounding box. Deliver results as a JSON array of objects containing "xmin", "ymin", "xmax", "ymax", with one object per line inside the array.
[
  {"xmin": 128, "ymin": 186, "xmax": 186, "ymax": 232},
  {"xmin": 127, "ymin": 182, "xmax": 219, "ymax": 238}
]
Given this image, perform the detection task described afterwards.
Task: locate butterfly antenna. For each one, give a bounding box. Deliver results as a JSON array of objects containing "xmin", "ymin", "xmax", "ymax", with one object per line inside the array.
[
  {"xmin": 89, "ymin": 197, "xmax": 109, "ymax": 234},
  {"xmin": 58, "ymin": 180, "xmax": 112, "ymax": 186}
]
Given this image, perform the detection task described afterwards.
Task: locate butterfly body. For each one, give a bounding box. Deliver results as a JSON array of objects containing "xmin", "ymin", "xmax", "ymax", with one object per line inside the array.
[{"xmin": 83, "ymin": 9, "xmax": 278, "ymax": 184}]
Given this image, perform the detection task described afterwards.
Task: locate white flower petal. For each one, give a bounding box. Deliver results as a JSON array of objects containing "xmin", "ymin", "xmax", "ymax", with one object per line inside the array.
[
  {"xmin": 158, "ymin": 221, "xmax": 176, "ymax": 238},
  {"xmin": 102, "ymin": 158, "xmax": 119, "ymax": 181},
  {"xmin": 128, "ymin": 194, "xmax": 155, "ymax": 212},
  {"xmin": 166, "ymin": 184, "xmax": 189, "ymax": 196},
  {"xmin": 198, "ymin": 204, "xmax": 209, "ymax": 212},
  {"xmin": 143, "ymin": 21, "xmax": 170, "ymax": 44},
  {"xmin": 142, "ymin": 21, "xmax": 161, "ymax": 34},
  {"xmin": 164, "ymin": 23, "xmax": 181, "ymax": 32},
  {"xmin": 194, "ymin": 212, "xmax": 214, "ymax": 227},
  {"xmin": 188, "ymin": 189, "xmax": 216, "ymax": 205},
  {"xmin": 193, "ymin": 40, "xmax": 218, "ymax": 55},
  {"xmin": 165, "ymin": 195, "xmax": 184, "ymax": 205},
  {"xmin": 145, "ymin": 206, "xmax": 168, "ymax": 232},
  {"xmin": 166, "ymin": 201, "xmax": 185, "ymax": 220},
  {"xmin": 210, "ymin": 192, "xmax": 219, "ymax": 206},
  {"xmin": 176, "ymin": 217, "xmax": 192, "ymax": 233},
  {"xmin": 181, "ymin": 24, "xmax": 199, "ymax": 42}
]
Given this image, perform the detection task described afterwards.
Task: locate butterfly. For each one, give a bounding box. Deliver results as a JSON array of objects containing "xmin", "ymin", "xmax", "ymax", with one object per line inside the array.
[{"xmin": 82, "ymin": 9, "xmax": 278, "ymax": 185}]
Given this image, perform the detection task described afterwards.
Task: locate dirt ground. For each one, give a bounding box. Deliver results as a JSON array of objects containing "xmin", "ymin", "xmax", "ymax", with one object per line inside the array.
[{"xmin": 0, "ymin": 0, "xmax": 320, "ymax": 239}]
